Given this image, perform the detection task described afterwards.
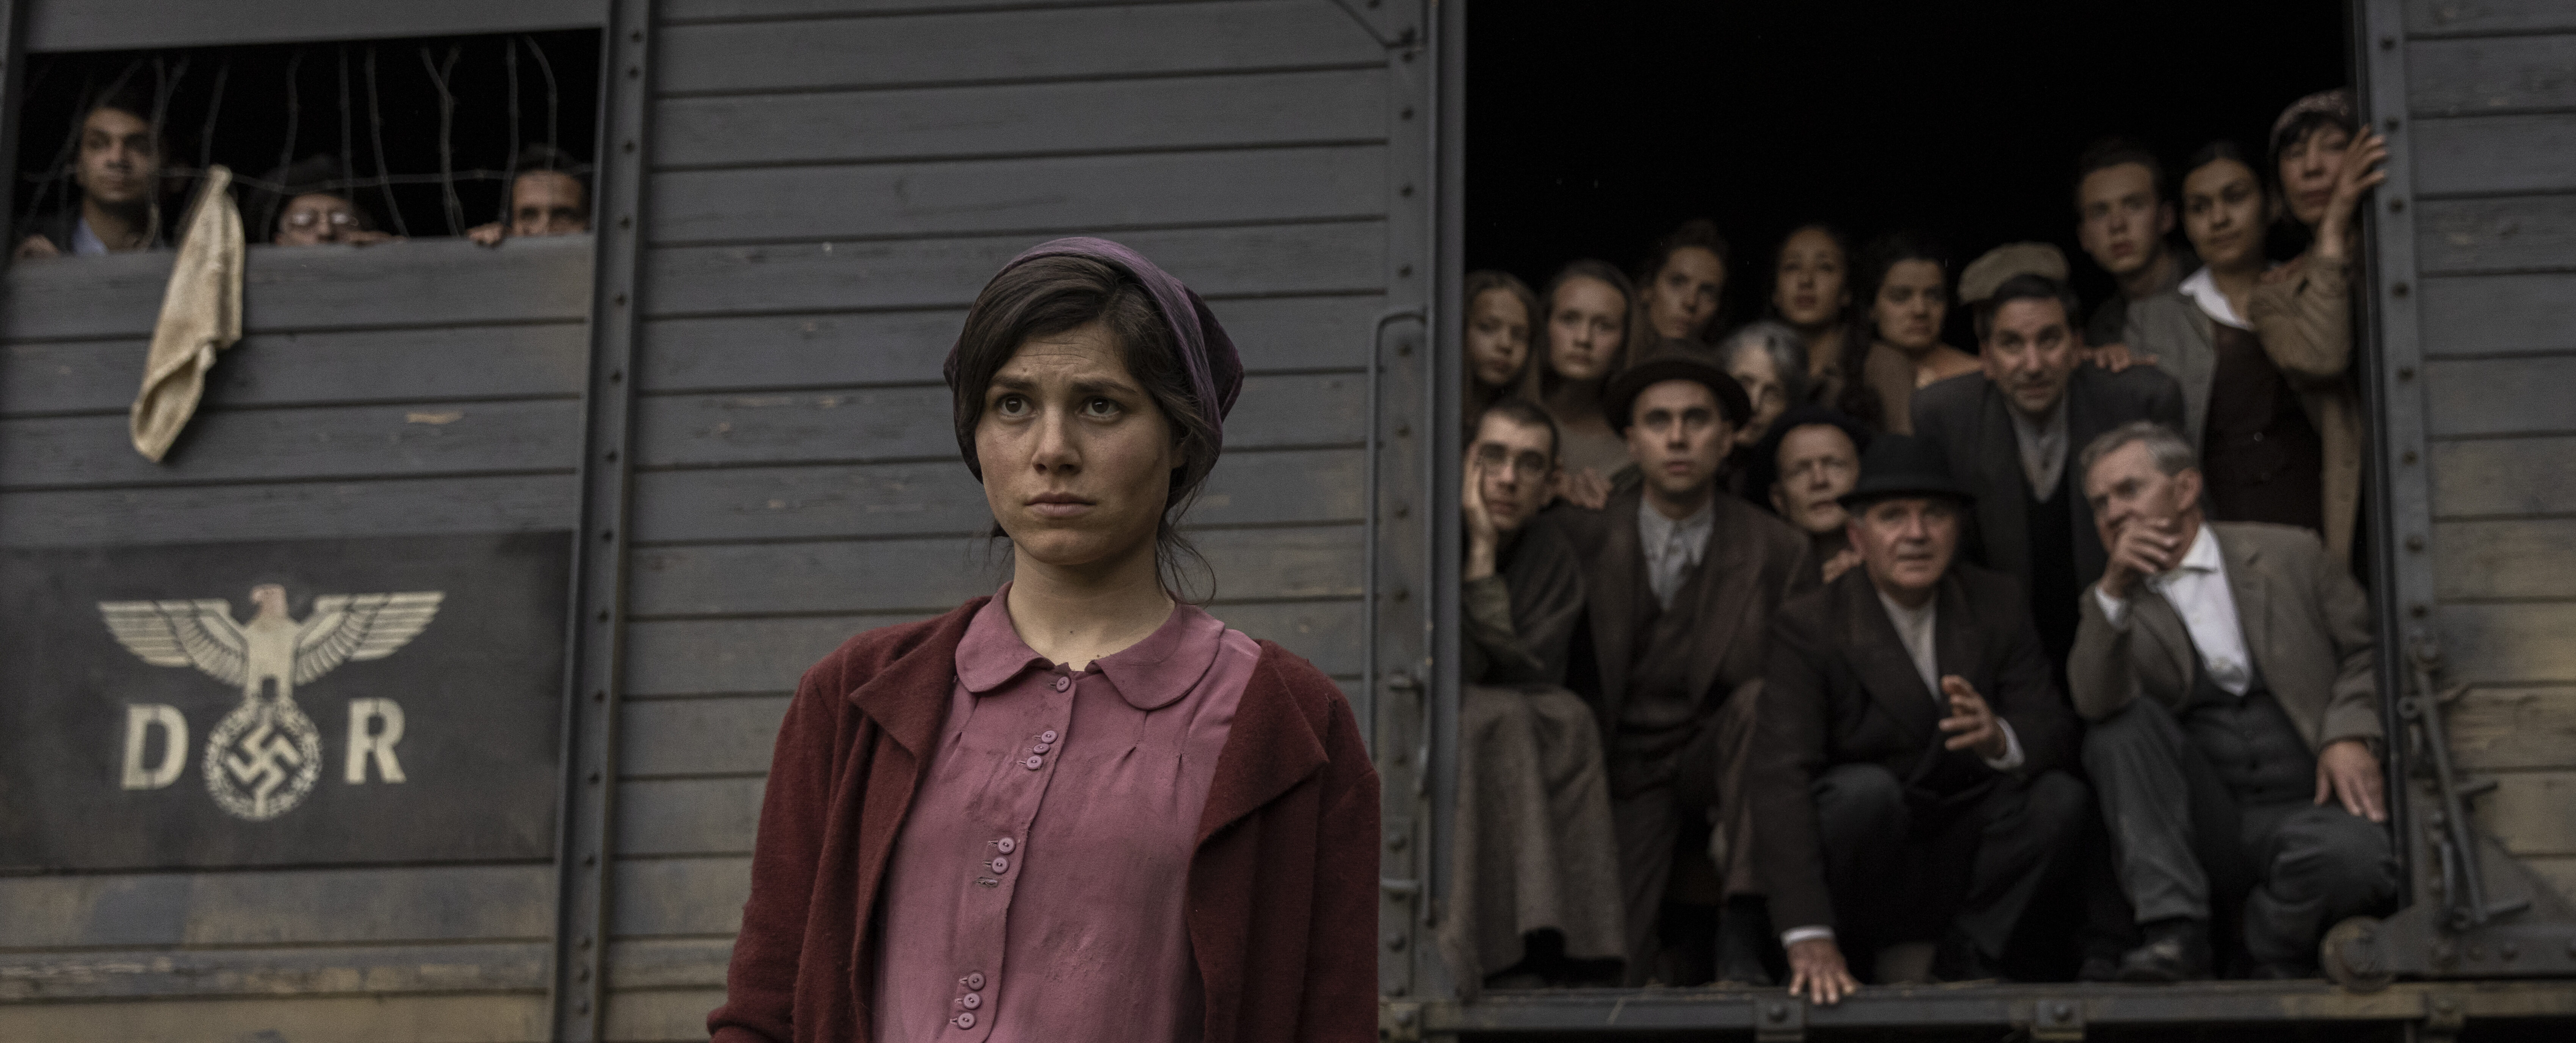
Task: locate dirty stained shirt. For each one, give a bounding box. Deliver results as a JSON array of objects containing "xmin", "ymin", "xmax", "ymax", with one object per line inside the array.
[{"xmin": 870, "ymin": 585, "xmax": 1254, "ymax": 1043}]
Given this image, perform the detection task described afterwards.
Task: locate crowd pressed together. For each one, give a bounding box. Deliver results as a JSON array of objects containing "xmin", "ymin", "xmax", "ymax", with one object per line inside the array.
[
  {"xmin": 1446, "ymin": 88, "xmax": 2395, "ymax": 1000},
  {"xmin": 13, "ymin": 83, "xmax": 591, "ymax": 260}
]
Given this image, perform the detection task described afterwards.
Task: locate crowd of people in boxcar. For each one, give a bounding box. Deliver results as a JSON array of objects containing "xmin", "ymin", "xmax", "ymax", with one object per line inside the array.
[
  {"xmin": 11, "ymin": 82, "xmax": 590, "ymax": 260},
  {"xmin": 1447, "ymin": 88, "xmax": 2396, "ymax": 1001}
]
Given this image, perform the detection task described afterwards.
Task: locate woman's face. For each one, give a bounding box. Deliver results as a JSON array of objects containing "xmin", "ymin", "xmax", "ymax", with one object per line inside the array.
[
  {"xmin": 1772, "ymin": 227, "xmax": 1849, "ymax": 329},
  {"xmin": 2278, "ymin": 124, "xmax": 2350, "ymax": 230},
  {"xmin": 1642, "ymin": 246, "xmax": 1725, "ymax": 341},
  {"xmin": 2183, "ymin": 158, "xmax": 2266, "ymax": 272},
  {"xmin": 1465, "ymin": 287, "xmax": 1532, "ymax": 389},
  {"xmin": 1726, "ymin": 347, "xmax": 1787, "ymax": 446},
  {"xmin": 1872, "ymin": 259, "xmax": 1948, "ymax": 351},
  {"xmin": 975, "ymin": 321, "xmax": 1179, "ymax": 572},
  {"xmin": 1547, "ymin": 276, "xmax": 1627, "ymax": 382}
]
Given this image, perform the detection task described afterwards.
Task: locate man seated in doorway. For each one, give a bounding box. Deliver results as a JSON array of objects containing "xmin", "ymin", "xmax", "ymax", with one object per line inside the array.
[
  {"xmin": 1440, "ymin": 398, "xmax": 1627, "ymax": 990},
  {"xmin": 2074, "ymin": 136, "xmax": 2195, "ymax": 354},
  {"xmin": 2070, "ymin": 421, "xmax": 2396, "ymax": 980},
  {"xmin": 1749, "ymin": 434, "xmax": 2087, "ymax": 1002},
  {"xmin": 468, "ymin": 144, "xmax": 592, "ymax": 246},
  {"xmin": 1750, "ymin": 404, "xmax": 1872, "ymax": 587},
  {"xmin": 1558, "ymin": 349, "xmax": 1812, "ymax": 986},
  {"xmin": 1913, "ymin": 254, "xmax": 2184, "ymax": 677},
  {"xmin": 15, "ymin": 85, "xmax": 170, "ymax": 258}
]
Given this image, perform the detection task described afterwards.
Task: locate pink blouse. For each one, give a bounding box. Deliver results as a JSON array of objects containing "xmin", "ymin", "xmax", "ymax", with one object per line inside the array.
[{"xmin": 870, "ymin": 587, "xmax": 1257, "ymax": 1043}]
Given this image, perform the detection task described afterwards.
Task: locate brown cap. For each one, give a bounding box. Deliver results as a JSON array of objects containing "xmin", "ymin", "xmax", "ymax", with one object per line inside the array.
[{"xmin": 1957, "ymin": 242, "xmax": 2070, "ymax": 305}]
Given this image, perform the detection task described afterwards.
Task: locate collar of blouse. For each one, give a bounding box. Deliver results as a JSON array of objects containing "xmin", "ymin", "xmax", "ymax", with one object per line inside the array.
[{"xmin": 952, "ymin": 583, "xmax": 1224, "ymax": 711}]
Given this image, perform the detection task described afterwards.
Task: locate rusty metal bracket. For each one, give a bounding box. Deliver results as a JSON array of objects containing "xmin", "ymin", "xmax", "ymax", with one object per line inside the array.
[
  {"xmin": 2025, "ymin": 996, "xmax": 2086, "ymax": 1041},
  {"xmin": 1753, "ymin": 996, "xmax": 1807, "ymax": 1043},
  {"xmin": 2401, "ymin": 633, "xmax": 2527, "ymax": 932},
  {"xmin": 2408, "ymin": 992, "xmax": 2466, "ymax": 1043}
]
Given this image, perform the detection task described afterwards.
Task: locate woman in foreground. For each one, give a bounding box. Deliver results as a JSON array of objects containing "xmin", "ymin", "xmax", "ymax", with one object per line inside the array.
[{"xmin": 709, "ymin": 237, "xmax": 1380, "ymax": 1043}]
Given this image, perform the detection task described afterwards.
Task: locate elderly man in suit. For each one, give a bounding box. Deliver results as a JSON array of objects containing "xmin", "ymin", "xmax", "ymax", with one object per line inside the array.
[
  {"xmin": 1914, "ymin": 263, "xmax": 2185, "ymax": 674},
  {"xmin": 2071, "ymin": 421, "xmax": 2396, "ymax": 980},
  {"xmin": 1558, "ymin": 349, "xmax": 1813, "ymax": 986},
  {"xmin": 1749, "ymin": 434, "xmax": 2088, "ymax": 1002}
]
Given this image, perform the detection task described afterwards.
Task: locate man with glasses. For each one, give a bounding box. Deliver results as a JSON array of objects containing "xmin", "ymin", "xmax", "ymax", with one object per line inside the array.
[
  {"xmin": 262, "ymin": 156, "xmax": 399, "ymax": 247},
  {"xmin": 1441, "ymin": 397, "xmax": 1626, "ymax": 989},
  {"xmin": 1557, "ymin": 348, "xmax": 1813, "ymax": 986}
]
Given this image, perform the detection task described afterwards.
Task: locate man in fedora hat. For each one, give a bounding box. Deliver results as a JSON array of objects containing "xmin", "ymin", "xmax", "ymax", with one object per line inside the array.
[
  {"xmin": 1747, "ymin": 434, "xmax": 2089, "ymax": 1002},
  {"xmin": 1556, "ymin": 347, "xmax": 1814, "ymax": 985}
]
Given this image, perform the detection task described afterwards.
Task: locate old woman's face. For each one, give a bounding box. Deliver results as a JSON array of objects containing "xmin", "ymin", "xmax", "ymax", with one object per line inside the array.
[{"xmin": 975, "ymin": 321, "xmax": 1179, "ymax": 571}]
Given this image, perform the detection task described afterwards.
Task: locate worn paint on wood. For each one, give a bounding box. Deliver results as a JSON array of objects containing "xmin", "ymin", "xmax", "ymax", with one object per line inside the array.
[
  {"xmin": 2414, "ymin": 114, "xmax": 2576, "ymax": 197},
  {"xmin": 2407, "ymin": 0, "xmax": 2576, "ymax": 36},
  {"xmin": 2435, "ymin": 601, "xmax": 2576, "ymax": 684},
  {"xmin": 620, "ymin": 696, "xmax": 793, "ymax": 775},
  {"xmin": 2430, "ymin": 435, "xmax": 2576, "ymax": 518},
  {"xmin": 2407, "ymin": 34, "xmax": 2576, "ymax": 116},
  {"xmin": 2419, "ymin": 273, "xmax": 2576, "ymax": 357},
  {"xmin": 603, "ymin": 987, "xmax": 730, "ymax": 1043},
  {"xmin": 2417, "ymin": 196, "xmax": 2576, "ymax": 275},
  {"xmin": 0, "ymin": 864, "xmax": 552, "ymax": 949},
  {"xmin": 2448, "ymin": 686, "xmax": 2576, "ymax": 771},
  {"xmin": 0, "ymin": 943, "xmax": 549, "ymax": 1002},
  {"xmin": 612, "ymin": 857, "xmax": 752, "ymax": 938},
  {"xmin": 2482, "ymin": 771, "xmax": 2576, "ymax": 856},
  {"xmin": 0, "ymin": 399, "xmax": 582, "ymax": 490},
  {"xmin": 0, "ymin": 992, "xmax": 548, "ymax": 1043},
  {"xmin": 25, "ymin": 0, "xmax": 597, "ymax": 51},
  {"xmin": 1, "ymin": 324, "xmax": 586, "ymax": 417},
  {"xmin": 618, "ymin": 777, "xmax": 766, "ymax": 855},
  {"xmin": 2435, "ymin": 519, "xmax": 2576, "ymax": 600},
  {"xmin": 0, "ymin": 473, "xmax": 579, "ymax": 550},
  {"xmin": 2424, "ymin": 355, "xmax": 2576, "ymax": 438}
]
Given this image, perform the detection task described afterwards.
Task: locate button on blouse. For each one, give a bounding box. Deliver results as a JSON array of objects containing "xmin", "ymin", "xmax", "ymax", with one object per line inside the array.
[{"xmin": 871, "ymin": 585, "xmax": 1257, "ymax": 1043}]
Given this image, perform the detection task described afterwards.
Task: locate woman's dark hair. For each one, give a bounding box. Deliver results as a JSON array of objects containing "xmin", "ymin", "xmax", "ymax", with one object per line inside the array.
[
  {"xmin": 511, "ymin": 143, "xmax": 592, "ymax": 200},
  {"xmin": 2182, "ymin": 139, "xmax": 2294, "ymax": 258},
  {"xmin": 1835, "ymin": 230, "xmax": 1949, "ymax": 428},
  {"xmin": 1633, "ymin": 218, "xmax": 1734, "ymax": 340},
  {"xmin": 948, "ymin": 255, "xmax": 1219, "ymax": 600},
  {"xmin": 1764, "ymin": 221, "xmax": 1854, "ymax": 324},
  {"xmin": 2072, "ymin": 135, "xmax": 2169, "ymax": 207},
  {"xmin": 1531, "ymin": 258, "xmax": 1636, "ymax": 398}
]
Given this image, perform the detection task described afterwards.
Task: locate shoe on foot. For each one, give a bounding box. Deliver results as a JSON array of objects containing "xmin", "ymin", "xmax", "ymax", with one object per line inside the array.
[
  {"xmin": 2115, "ymin": 918, "xmax": 2211, "ymax": 983},
  {"xmin": 1714, "ymin": 898, "xmax": 1775, "ymax": 987}
]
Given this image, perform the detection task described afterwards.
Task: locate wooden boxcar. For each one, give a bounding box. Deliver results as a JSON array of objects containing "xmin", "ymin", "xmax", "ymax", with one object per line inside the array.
[{"xmin": 0, "ymin": 1, "xmax": 2565, "ymax": 1040}]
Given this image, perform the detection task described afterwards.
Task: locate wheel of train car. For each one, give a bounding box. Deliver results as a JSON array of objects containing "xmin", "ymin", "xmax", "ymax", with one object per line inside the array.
[{"xmin": 2322, "ymin": 916, "xmax": 2394, "ymax": 992}]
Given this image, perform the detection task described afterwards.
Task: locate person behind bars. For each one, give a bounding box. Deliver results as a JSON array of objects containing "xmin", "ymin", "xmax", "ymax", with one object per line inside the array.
[
  {"xmin": 468, "ymin": 144, "xmax": 592, "ymax": 246},
  {"xmin": 16, "ymin": 83, "xmax": 171, "ymax": 258}
]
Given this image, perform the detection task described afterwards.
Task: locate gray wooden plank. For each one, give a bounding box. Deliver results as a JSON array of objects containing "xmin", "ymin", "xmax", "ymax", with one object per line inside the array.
[
  {"xmin": 2435, "ymin": 519, "xmax": 2576, "ymax": 599},
  {"xmin": 656, "ymin": 0, "xmax": 1378, "ymax": 96},
  {"xmin": 0, "ymin": 399, "xmax": 583, "ymax": 490},
  {"xmin": 2420, "ymin": 273, "xmax": 2576, "ymax": 356},
  {"xmin": 0, "ymin": 994, "xmax": 548, "ymax": 1043},
  {"xmin": 2437, "ymin": 602, "xmax": 2576, "ymax": 683},
  {"xmin": 622, "ymin": 597, "xmax": 1360, "ymax": 697},
  {"xmin": 649, "ymin": 144, "xmax": 1387, "ymax": 246},
  {"xmin": 2414, "ymin": 114, "xmax": 2576, "ymax": 197},
  {"xmin": 2408, "ymin": 35, "xmax": 2576, "ymax": 116},
  {"xmin": 1, "ymin": 323, "xmax": 588, "ymax": 418},
  {"xmin": 2408, "ymin": 0, "xmax": 2576, "ymax": 35},
  {"xmin": 642, "ymin": 221, "xmax": 1384, "ymax": 318},
  {"xmin": 0, "ymin": 943, "xmax": 548, "ymax": 1002},
  {"xmin": 605, "ymin": 987, "xmax": 730, "ymax": 1043},
  {"xmin": 2430, "ymin": 435, "xmax": 2576, "ymax": 517},
  {"xmin": 606, "ymin": 938, "xmax": 730, "ymax": 991},
  {"xmin": 637, "ymin": 294, "xmax": 1377, "ymax": 393},
  {"xmin": 621, "ymin": 697, "xmax": 793, "ymax": 778},
  {"xmin": 630, "ymin": 525, "xmax": 1361, "ymax": 616},
  {"xmin": 2, "ymin": 236, "xmax": 594, "ymax": 343},
  {"xmin": 2485, "ymin": 771, "xmax": 2576, "ymax": 855},
  {"xmin": 612, "ymin": 857, "xmax": 750, "ymax": 937},
  {"xmin": 0, "ymin": 473, "xmax": 578, "ymax": 549},
  {"xmin": 2448, "ymin": 686, "xmax": 2576, "ymax": 771},
  {"xmin": 2418, "ymin": 196, "xmax": 2576, "ymax": 274},
  {"xmin": 633, "ymin": 373, "xmax": 1360, "ymax": 469},
  {"xmin": 663, "ymin": 0, "xmax": 1197, "ymax": 20},
  {"xmin": 653, "ymin": 67, "xmax": 1383, "ymax": 168},
  {"xmin": 619, "ymin": 778, "xmax": 766, "ymax": 856},
  {"xmin": 2424, "ymin": 355, "xmax": 2576, "ymax": 437},
  {"xmin": 0, "ymin": 864, "xmax": 553, "ymax": 949},
  {"xmin": 2532, "ymin": 855, "xmax": 2576, "ymax": 904},
  {"xmin": 27, "ymin": 0, "xmax": 597, "ymax": 51},
  {"xmin": 630, "ymin": 446, "xmax": 1360, "ymax": 543}
]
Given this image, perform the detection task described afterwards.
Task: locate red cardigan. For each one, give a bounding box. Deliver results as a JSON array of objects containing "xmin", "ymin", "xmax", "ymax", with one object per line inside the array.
[{"xmin": 708, "ymin": 598, "xmax": 1381, "ymax": 1043}]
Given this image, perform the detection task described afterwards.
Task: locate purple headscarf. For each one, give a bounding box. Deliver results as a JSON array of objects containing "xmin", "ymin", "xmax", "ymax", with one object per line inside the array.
[{"xmin": 943, "ymin": 236, "xmax": 1244, "ymax": 481}]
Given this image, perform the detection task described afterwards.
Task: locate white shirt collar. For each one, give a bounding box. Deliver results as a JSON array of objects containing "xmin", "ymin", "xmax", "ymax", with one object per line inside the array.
[
  {"xmin": 2153, "ymin": 522, "xmax": 2225, "ymax": 585},
  {"xmin": 2177, "ymin": 266, "xmax": 2252, "ymax": 331}
]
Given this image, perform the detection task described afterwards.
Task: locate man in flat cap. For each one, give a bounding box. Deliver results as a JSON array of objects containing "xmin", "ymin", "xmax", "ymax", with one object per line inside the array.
[
  {"xmin": 1557, "ymin": 343, "xmax": 1814, "ymax": 986},
  {"xmin": 1749, "ymin": 435, "xmax": 2088, "ymax": 1001}
]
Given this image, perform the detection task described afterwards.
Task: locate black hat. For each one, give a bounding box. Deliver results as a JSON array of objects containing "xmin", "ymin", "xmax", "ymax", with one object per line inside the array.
[
  {"xmin": 1747, "ymin": 404, "xmax": 1874, "ymax": 502},
  {"xmin": 1601, "ymin": 346, "xmax": 1753, "ymax": 434},
  {"xmin": 1838, "ymin": 434, "xmax": 1973, "ymax": 506}
]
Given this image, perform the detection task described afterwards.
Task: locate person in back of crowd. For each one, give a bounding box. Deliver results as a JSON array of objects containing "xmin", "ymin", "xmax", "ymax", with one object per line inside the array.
[
  {"xmin": 1557, "ymin": 350, "xmax": 1811, "ymax": 987},
  {"xmin": 2249, "ymin": 89, "xmax": 2383, "ymax": 569},
  {"xmin": 468, "ymin": 144, "xmax": 592, "ymax": 246},
  {"xmin": 16, "ymin": 85, "xmax": 171, "ymax": 258},
  {"xmin": 1913, "ymin": 249, "xmax": 2184, "ymax": 673},
  {"xmin": 1464, "ymin": 270, "xmax": 1544, "ymax": 433},
  {"xmin": 1633, "ymin": 218, "xmax": 1731, "ymax": 347},
  {"xmin": 1751, "ymin": 405, "xmax": 1872, "ymax": 586},
  {"xmin": 1772, "ymin": 223, "xmax": 1855, "ymax": 408},
  {"xmin": 2125, "ymin": 141, "xmax": 2331, "ymax": 547},
  {"xmin": 260, "ymin": 157, "xmax": 400, "ymax": 248},
  {"xmin": 2069, "ymin": 421, "xmax": 2395, "ymax": 981},
  {"xmin": 2073, "ymin": 137, "xmax": 2195, "ymax": 355},
  {"xmin": 1717, "ymin": 321, "xmax": 1808, "ymax": 498},
  {"xmin": 1441, "ymin": 398, "xmax": 1627, "ymax": 992},
  {"xmin": 1528, "ymin": 258, "xmax": 1637, "ymax": 508},
  {"xmin": 1838, "ymin": 232, "xmax": 1979, "ymax": 436},
  {"xmin": 1750, "ymin": 435, "xmax": 2087, "ymax": 1002}
]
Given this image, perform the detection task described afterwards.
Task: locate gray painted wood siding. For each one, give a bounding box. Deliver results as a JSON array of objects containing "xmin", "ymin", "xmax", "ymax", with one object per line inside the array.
[
  {"xmin": 0, "ymin": 232, "xmax": 591, "ymax": 1038},
  {"xmin": 2396, "ymin": 0, "xmax": 2576, "ymax": 910},
  {"xmin": 604, "ymin": 1, "xmax": 1401, "ymax": 1035}
]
